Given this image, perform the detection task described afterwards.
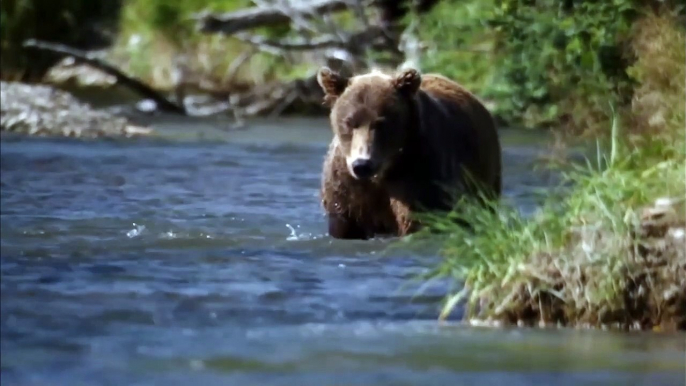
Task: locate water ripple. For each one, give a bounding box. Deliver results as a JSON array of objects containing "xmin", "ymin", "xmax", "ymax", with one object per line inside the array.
[{"xmin": 2, "ymin": 123, "xmax": 681, "ymax": 385}]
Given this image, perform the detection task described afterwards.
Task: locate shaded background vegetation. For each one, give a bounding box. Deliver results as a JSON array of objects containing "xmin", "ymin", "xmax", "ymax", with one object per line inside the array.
[
  {"xmin": 2, "ymin": 0, "xmax": 684, "ymax": 130},
  {"xmin": 1, "ymin": 0, "xmax": 122, "ymax": 79}
]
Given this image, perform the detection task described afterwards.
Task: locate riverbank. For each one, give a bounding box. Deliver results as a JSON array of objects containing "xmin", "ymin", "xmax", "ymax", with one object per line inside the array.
[{"xmin": 416, "ymin": 10, "xmax": 686, "ymax": 332}]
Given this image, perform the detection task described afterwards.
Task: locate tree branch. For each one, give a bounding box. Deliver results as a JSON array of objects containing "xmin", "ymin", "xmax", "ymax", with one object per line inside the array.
[
  {"xmin": 23, "ymin": 39, "xmax": 186, "ymax": 115},
  {"xmin": 193, "ymin": 0, "xmax": 374, "ymax": 36},
  {"xmin": 234, "ymin": 26, "xmax": 387, "ymax": 54}
]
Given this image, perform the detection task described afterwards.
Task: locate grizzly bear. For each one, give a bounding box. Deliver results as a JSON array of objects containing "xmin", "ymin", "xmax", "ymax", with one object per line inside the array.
[{"xmin": 317, "ymin": 66, "xmax": 502, "ymax": 240}]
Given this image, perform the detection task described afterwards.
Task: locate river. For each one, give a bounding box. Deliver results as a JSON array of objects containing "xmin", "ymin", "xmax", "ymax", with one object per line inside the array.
[{"xmin": 1, "ymin": 115, "xmax": 684, "ymax": 386}]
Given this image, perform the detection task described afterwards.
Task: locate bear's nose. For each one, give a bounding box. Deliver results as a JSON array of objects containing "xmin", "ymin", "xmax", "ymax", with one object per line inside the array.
[{"xmin": 352, "ymin": 159, "xmax": 375, "ymax": 179}]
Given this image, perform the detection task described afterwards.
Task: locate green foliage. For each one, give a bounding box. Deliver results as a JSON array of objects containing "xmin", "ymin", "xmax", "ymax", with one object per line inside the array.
[
  {"xmin": 118, "ymin": 0, "xmax": 251, "ymax": 47},
  {"xmin": 113, "ymin": 0, "xmax": 313, "ymax": 88},
  {"xmin": 417, "ymin": 0, "xmax": 503, "ymax": 102},
  {"xmin": 114, "ymin": 0, "xmax": 242, "ymax": 83},
  {"xmin": 488, "ymin": 0, "xmax": 639, "ymax": 127},
  {"xmin": 418, "ymin": 0, "xmax": 684, "ymax": 129}
]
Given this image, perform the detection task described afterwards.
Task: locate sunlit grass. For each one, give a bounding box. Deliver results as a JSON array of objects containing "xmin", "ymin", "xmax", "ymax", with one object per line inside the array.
[{"xmin": 417, "ymin": 116, "xmax": 684, "ymax": 330}]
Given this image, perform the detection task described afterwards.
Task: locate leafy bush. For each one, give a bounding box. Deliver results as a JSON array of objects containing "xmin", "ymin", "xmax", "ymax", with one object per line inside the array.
[
  {"xmin": 414, "ymin": 8, "xmax": 686, "ymax": 330},
  {"xmin": 418, "ymin": 0, "xmax": 685, "ymax": 130}
]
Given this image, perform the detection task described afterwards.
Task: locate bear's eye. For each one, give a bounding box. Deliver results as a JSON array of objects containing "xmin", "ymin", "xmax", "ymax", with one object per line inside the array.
[
  {"xmin": 372, "ymin": 116, "xmax": 386, "ymax": 131},
  {"xmin": 344, "ymin": 117, "xmax": 358, "ymax": 129}
]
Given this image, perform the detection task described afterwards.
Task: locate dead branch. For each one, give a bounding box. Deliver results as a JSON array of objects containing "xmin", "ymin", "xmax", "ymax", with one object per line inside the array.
[
  {"xmin": 224, "ymin": 49, "xmax": 256, "ymax": 86},
  {"xmin": 271, "ymin": 0, "xmax": 319, "ymax": 35},
  {"xmin": 224, "ymin": 74, "xmax": 323, "ymax": 119},
  {"xmin": 23, "ymin": 39, "xmax": 186, "ymax": 115},
  {"xmin": 194, "ymin": 0, "xmax": 374, "ymax": 36},
  {"xmin": 234, "ymin": 26, "xmax": 386, "ymax": 52}
]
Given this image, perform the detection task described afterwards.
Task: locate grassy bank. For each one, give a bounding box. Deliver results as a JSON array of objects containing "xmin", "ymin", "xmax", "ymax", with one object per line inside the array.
[{"xmin": 416, "ymin": 9, "xmax": 685, "ymax": 331}]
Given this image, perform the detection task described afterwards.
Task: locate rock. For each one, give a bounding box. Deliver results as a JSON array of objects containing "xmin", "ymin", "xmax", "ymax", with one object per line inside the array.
[
  {"xmin": 0, "ymin": 81, "xmax": 153, "ymax": 139},
  {"xmin": 44, "ymin": 55, "xmax": 118, "ymax": 88},
  {"xmin": 639, "ymin": 197, "xmax": 686, "ymax": 239}
]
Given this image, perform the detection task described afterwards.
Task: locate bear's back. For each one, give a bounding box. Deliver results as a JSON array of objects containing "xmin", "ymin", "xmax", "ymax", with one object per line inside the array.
[{"xmin": 404, "ymin": 73, "xmax": 502, "ymax": 198}]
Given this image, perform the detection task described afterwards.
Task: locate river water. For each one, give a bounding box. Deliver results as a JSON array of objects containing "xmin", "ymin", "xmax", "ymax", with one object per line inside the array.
[{"xmin": 1, "ymin": 116, "xmax": 684, "ymax": 386}]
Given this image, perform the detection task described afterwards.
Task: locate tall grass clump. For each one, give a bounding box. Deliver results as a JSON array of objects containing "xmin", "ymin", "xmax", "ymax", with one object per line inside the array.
[{"xmin": 419, "ymin": 8, "xmax": 685, "ymax": 331}]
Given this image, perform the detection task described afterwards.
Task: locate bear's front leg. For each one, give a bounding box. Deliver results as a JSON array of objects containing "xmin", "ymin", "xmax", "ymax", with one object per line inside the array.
[
  {"xmin": 389, "ymin": 198, "xmax": 421, "ymax": 236},
  {"xmin": 327, "ymin": 213, "xmax": 369, "ymax": 240}
]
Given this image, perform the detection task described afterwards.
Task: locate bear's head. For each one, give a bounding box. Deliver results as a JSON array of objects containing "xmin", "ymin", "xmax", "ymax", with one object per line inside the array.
[{"xmin": 316, "ymin": 66, "xmax": 422, "ymax": 181}]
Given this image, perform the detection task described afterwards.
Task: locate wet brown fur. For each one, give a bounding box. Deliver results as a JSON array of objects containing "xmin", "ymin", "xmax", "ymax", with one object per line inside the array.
[{"xmin": 318, "ymin": 67, "xmax": 502, "ymax": 240}]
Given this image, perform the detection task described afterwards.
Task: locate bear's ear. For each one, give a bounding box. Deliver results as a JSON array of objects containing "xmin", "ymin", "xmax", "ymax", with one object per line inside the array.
[
  {"xmin": 393, "ymin": 68, "xmax": 422, "ymax": 96},
  {"xmin": 317, "ymin": 67, "xmax": 349, "ymax": 102}
]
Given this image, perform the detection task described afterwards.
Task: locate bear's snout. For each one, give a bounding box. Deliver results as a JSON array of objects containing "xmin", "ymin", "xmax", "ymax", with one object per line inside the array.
[{"xmin": 351, "ymin": 158, "xmax": 376, "ymax": 180}]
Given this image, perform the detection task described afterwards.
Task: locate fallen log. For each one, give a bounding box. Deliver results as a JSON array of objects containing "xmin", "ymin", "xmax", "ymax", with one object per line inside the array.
[
  {"xmin": 193, "ymin": 0, "xmax": 374, "ymax": 36},
  {"xmin": 23, "ymin": 39, "xmax": 186, "ymax": 115},
  {"xmin": 235, "ymin": 26, "xmax": 395, "ymax": 53}
]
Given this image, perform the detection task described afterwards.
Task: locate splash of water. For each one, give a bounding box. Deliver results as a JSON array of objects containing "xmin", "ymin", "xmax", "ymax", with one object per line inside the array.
[{"xmin": 126, "ymin": 223, "xmax": 146, "ymax": 238}]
